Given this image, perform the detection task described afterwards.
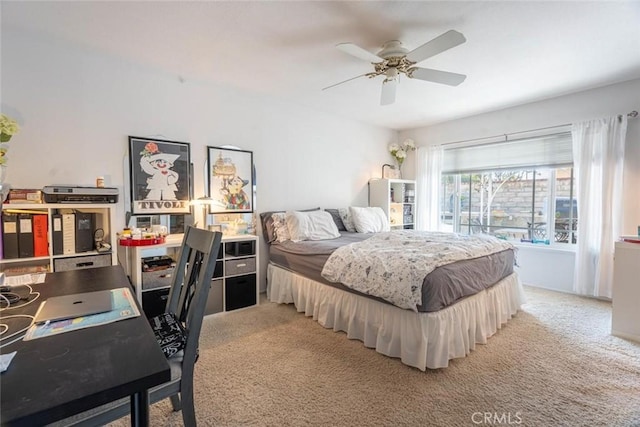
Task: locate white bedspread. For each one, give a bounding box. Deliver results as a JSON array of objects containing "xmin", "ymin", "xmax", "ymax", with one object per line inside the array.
[{"xmin": 321, "ymin": 230, "xmax": 514, "ymax": 311}]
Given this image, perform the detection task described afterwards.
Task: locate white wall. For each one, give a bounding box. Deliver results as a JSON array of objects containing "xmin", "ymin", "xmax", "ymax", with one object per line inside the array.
[
  {"xmin": 1, "ymin": 28, "xmax": 396, "ymax": 289},
  {"xmin": 399, "ymin": 79, "xmax": 640, "ymax": 292}
]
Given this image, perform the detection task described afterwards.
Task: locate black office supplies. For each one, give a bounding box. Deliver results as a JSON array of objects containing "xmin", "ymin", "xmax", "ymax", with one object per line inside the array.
[
  {"xmin": 2, "ymin": 212, "xmax": 20, "ymax": 259},
  {"xmin": 75, "ymin": 212, "xmax": 95, "ymax": 253},
  {"xmin": 17, "ymin": 213, "xmax": 34, "ymax": 258},
  {"xmin": 52, "ymin": 212, "xmax": 64, "ymax": 255}
]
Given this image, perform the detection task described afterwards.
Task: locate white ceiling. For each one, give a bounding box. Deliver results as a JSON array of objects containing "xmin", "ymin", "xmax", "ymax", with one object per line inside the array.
[{"xmin": 3, "ymin": 1, "xmax": 640, "ymax": 130}]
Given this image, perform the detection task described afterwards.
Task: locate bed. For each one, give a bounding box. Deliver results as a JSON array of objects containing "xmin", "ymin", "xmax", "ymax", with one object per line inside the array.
[{"xmin": 261, "ymin": 208, "xmax": 526, "ymax": 370}]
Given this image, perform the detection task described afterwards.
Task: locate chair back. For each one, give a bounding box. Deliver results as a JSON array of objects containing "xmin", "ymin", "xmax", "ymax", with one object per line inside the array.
[{"xmin": 166, "ymin": 226, "xmax": 222, "ymax": 367}]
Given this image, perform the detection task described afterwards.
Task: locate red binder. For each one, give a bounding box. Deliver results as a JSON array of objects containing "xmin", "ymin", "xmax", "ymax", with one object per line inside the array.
[{"xmin": 32, "ymin": 214, "xmax": 49, "ymax": 257}]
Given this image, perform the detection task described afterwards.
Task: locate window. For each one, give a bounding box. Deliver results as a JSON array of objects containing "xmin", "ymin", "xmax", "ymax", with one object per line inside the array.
[{"xmin": 439, "ymin": 131, "xmax": 578, "ymax": 244}]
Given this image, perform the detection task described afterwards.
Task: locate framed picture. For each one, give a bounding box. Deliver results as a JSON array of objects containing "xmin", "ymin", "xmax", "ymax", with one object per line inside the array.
[
  {"xmin": 382, "ymin": 164, "xmax": 401, "ymax": 179},
  {"xmin": 129, "ymin": 136, "xmax": 192, "ymax": 215},
  {"xmin": 207, "ymin": 146, "xmax": 254, "ymax": 213}
]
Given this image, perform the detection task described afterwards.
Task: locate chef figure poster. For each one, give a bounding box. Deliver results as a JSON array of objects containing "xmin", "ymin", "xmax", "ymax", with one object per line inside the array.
[
  {"xmin": 207, "ymin": 146, "xmax": 254, "ymax": 213},
  {"xmin": 129, "ymin": 136, "xmax": 191, "ymax": 215}
]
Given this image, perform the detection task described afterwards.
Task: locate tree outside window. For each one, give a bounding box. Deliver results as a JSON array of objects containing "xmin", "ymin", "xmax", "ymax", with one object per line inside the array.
[{"xmin": 441, "ymin": 167, "xmax": 578, "ymax": 244}]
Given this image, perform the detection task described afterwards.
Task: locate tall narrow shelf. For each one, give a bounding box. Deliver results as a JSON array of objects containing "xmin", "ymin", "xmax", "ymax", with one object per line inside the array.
[
  {"xmin": 1, "ymin": 203, "xmax": 117, "ymax": 272},
  {"xmin": 369, "ymin": 179, "xmax": 416, "ymax": 230},
  {"xmin": 612, "ymin": 241, "xmax": 640, "ymax": 342}
]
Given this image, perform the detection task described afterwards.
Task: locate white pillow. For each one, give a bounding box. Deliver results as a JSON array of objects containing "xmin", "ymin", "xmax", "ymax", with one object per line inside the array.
[
  {"xmin": 270, "ymin": 212, "xmax": 291, "ymax": 242},
  {"xmin": 338, "ymin": 208, "xmax": 357, "ymax": 232},
  {"xmin": 349, "ymin": 206, "xmax": 390, "ymax": 233},
  {"xmin": 285, "ymin": 210, "xmax": 341, "ymax": 242}
]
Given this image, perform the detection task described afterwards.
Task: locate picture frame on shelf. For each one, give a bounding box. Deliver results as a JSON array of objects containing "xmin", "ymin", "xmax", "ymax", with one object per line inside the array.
[
  {"xmin": 207, "ymin": 146, "xmax": 254, "ymax": 214},
  {"xmin": 207, "ymin": 224, "xmax": 222, "ymax": 233},
  {"xmin": 129, "ymin": 136, "xmax": 191, "ymax": 215},
  {"xmin": 382, "ymin": 164, "xmax": 401, "ymax": 179}
]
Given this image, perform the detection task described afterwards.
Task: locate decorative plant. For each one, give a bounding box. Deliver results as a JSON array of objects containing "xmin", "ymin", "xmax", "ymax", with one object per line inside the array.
[
  {"xmin": 388, "ymin": 138, "xmax": 416, "ymax": 168},
  {"xmin": 0, "ymin": 114, "xmax": 20, "ymax": 171},
  {"xmin": 0, "ymin": 114, "xmax": 20, "ymax": 143}
]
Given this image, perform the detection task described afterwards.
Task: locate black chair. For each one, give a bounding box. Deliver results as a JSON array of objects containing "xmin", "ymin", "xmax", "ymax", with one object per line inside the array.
[{"xmin": 55, "ymin": 226, "xmax": 222, "ymax": 427}]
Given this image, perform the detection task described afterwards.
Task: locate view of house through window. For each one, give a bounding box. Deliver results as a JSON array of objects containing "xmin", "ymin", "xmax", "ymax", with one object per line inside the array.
[{"xmin": 440, "ymin": 166, "xmax": 578, "ymax": 244}]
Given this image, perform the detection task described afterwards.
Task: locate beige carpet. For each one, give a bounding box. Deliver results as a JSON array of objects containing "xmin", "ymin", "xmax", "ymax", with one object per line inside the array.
[{"xmin": 110, "ymin": 286, "xmax": 640, "ymax": 427}]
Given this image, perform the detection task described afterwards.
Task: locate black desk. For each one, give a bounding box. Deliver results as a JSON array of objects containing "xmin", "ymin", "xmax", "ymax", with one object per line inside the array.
[{"xmin": 0, "ymin": 266, "xmax": 170, "ymax": 427}]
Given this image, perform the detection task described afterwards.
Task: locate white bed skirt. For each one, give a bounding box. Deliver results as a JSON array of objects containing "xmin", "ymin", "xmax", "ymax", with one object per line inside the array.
[{"xmin": 267, "ymin": 263, "xmax": 526, "ymax": 370}]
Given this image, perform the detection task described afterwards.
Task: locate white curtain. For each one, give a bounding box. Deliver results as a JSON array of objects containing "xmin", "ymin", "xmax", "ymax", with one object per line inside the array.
[
  {"xmin": 415, "ymin": 145, "xmax": 443, "ymax": 231},
  {"xmin": 572, "ymin": 116, "xmax": 627, "ymax": 298}
]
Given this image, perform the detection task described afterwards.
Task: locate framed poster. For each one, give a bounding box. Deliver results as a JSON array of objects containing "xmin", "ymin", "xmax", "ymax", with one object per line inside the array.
[
  {"xmin": 207, "ymin": 146, "xmax": 254, "ymax": 213},
  {"xmin": 129, "ymin": 136, "xmax": 191, "ymax": 215}
]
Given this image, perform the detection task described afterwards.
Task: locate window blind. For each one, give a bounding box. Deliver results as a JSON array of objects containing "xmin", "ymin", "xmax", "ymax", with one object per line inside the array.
[{"xmin": 442, "ymin": 131, "xmax": 573, "ymax": 174}]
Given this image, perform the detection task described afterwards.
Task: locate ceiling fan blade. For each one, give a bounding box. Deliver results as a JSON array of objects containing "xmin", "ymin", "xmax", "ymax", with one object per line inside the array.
[
  {"xmin": 380, "ymin": 79, "xmax": 397, "ymax": 106},
  {"xmin": 408, "ymin": 67, "xmax": 467, "ymax": 86},
  {"xmin": 405, "ymin": 30, "xmax": 466, "ymax": 63},
  {"xmin": 336, "ymin": 42, "xmax": 384, "ymax": 63},
  {"xmin": 322, "ymin": 73, "xmax": 370, "ymax": 91}
]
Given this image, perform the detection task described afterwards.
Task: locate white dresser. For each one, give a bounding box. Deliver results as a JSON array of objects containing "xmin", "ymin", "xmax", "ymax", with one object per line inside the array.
[{"xmin": 611, "ymin": 241, "xmax": 640, "ymax": 342}]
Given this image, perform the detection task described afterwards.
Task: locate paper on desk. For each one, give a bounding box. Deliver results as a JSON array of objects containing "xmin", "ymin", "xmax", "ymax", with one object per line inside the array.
[
  {"xmin": 5, "ymin": 273, "xmax": 46, "ymax": 287},
  {"xmin": 1, "ymin": 351, "xmax": 17, "ymax": 373},
  {"xmin": 23, "ymin": 287, "xmax": 141, "ymax": 341}
]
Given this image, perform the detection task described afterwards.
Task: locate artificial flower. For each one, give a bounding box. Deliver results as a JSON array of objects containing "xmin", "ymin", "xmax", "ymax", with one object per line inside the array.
[
  {"xmin": 0, "ymin": 114, "xmax": 20, "ymax": 143},
  {"xmin": 140, "ymin": 142, "xmax": 160, "ymax": 157},
  {"xmin": 388, "ymin": 138, "xmax": 416, "ymax": 167}
]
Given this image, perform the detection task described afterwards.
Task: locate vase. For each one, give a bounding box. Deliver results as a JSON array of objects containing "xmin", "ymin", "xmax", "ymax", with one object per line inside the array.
[
  {"xmin": 0, "ymin": 143, "xmax": 9, "ymax": 203},
  {"xmin": 0, "ymin": 167, "xmax": 9, "ymax": 204},
  {"xmin": 0, "ymin": 143, "xmax": 7, "ymax": 166},
  {"xmin": 0, "ymin": 144, "xmax": 9, "ymax": 192},
  {"xmin": 396, "ymin": 162, "xmax": 403, "ymax": 179}
]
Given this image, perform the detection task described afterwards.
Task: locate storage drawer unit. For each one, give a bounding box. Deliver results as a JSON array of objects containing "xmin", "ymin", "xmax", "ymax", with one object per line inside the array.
[
  {"xmin": 142, "ymin": 287, "xmax": 170, "ymax": 319},
  {"xmin": 214, "ymin": 260, "xmax": 223, "ymax": 278},
  {"xmin": 225, "ymin": 274, "xmax": 257, "ymax": 311},
  {"xmin": 142, "ymin": 266, "xmax": 175, "ymax": 290},
  {"xmin": 225, "ymin": 258, "xmax": 256, "ymax": 276},
  {"xmin": 205, "ymin": 279, "xmax": 224, "ymax": 315},
  {"xmin": 54, "ymin": 253, "xmax": 112, "ymax": 272},
  {"xmin": 225, "ymin": 240, "xmax": 255, "ymax": 257},
  {"xmin": 125, "ymin": 234, "xmax": 259, "ymax": 316}
]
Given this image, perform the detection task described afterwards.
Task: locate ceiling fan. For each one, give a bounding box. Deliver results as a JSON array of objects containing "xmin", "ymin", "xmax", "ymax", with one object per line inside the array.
[{"xmin": 324, "ymin": 30, "xmax": 467, "ymax": 106}]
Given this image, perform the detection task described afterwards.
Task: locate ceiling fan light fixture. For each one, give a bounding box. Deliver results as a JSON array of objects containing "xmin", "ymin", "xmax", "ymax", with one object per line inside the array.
[{"xmin": 384, "ymin": 67, "xmax": 399, "ymax": 83}]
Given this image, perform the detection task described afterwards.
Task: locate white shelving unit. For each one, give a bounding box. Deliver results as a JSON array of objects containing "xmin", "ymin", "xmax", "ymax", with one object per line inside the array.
[
  {"xmin": 117, "ymin": 233, "xmax": 259, "ymax": 317},
  {"xmin": 1, "ymin": 203, "xmax": 117, "ymax": 272},
  {"xmin": 369, "ymin": 179, "xmax": 416, "ymax": 230},
  {"xmin": 612, "ymin": 241, "xmax": 640, "ymax": 342}
]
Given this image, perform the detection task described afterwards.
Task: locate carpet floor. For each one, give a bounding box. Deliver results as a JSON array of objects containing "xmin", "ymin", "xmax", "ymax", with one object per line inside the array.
[{"xmin": 110, "ymin": 286, "xmax": 640, "ymax": 427}]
